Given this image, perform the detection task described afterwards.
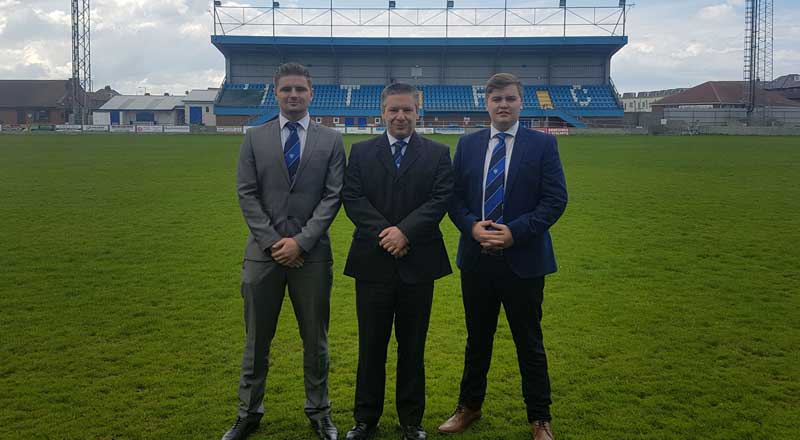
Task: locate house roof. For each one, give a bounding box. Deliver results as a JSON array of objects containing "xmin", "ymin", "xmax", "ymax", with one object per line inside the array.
[
  {"xmin": 89, "ymin": 86, "xmax": 121, "ymax": 101},
  {"xmin": 767, "ymin": 74, "xmax": 800, "ymax": 90},
  {"xmin": 0, "ymin": 80, "xmax": 73, "ymax": 108},
  {"xmin": 98, "ymin": 95, "xmax": 186, "ymax": 111},
  {"xmin": 652, "ymin": 81, "xmax": 800, "ymax": 107}
]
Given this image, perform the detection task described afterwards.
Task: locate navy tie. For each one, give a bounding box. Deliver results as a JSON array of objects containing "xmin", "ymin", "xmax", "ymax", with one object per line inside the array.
[
  {"xmin": 284, "ymin": 121, "xmax": 301, "ymax": 182},
  {"xmin": 392, "ymin": 140, "xmax": 407, "ymax": 169},
  {"xmin": 484, "ymin": 132, "xmax": 507, "ymax": 224}
]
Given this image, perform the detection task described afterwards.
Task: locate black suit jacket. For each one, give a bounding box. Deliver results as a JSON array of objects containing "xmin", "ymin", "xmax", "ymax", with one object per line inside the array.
[{"xmin": 343, "ymin": 132, "xmax": 453, "ymax": 284}]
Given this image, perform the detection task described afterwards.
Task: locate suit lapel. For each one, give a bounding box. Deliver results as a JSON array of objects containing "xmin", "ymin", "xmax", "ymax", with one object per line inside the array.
[
  {"xmin": 474, "ymin": 129, "xmax": 491, "ymax": 188},
  {"xmin": 292, "ymin": 121, "xmax": 319, "ymax": 189},
  {"xmin": 267, "ymin": 119, "xmax": 291, "ymax": 185},
  {"xmin": 397, "ymin": 132, "xmax": 422, "ymax": 179},
  {"xmin": 375, "ymin": 133, "xmax": 397, "ymax": 175},
  {"xmin": 505, "ymin": 127, "xmax": 528, "ymax": 196}
]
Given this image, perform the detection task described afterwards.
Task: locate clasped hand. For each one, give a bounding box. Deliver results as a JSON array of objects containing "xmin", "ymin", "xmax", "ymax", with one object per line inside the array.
[
  {"xmin": 271, "ymin": 237, "xmax": 304, "ymax": 268},
  {"xmin": 379, "ymin": 226, "xmax": 409, "ymax": 258},
  {"xmin": 471, "ymin": 220, "xmax": 514, "ymax": 253}
]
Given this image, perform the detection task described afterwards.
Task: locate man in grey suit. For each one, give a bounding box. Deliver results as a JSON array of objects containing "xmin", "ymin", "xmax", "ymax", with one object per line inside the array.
[{"xmin": 221, "ymin": 63, "xmax": 345, "ymax": 440}]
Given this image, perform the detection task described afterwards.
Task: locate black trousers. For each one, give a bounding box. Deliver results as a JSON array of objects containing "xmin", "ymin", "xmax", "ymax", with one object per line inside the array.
[
  {"xmin": 353, "ymin": 279, "xmax": 434, "ymax": 426},
  {"xmin": 458, "ymin": 255, "xmax": 552, "ymax": 422}
]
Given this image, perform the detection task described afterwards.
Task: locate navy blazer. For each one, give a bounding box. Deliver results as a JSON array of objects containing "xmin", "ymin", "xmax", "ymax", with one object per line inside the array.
[{"xmin": 449, "ymin": 126, "xmax": 568, "ymax": 278}]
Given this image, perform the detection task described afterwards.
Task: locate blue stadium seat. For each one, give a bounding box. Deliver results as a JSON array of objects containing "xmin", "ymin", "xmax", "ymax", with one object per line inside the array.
[
  {"xmin": 216, "ymin": 82, "xmax": 621, "ymax": 116},
  {"xmin": 218, "ymin": 83, "xmax": 269, "ymax": 107}
]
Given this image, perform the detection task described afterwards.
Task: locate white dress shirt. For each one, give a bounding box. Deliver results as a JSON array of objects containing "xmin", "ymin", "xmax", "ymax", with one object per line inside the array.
[
  {"xmin": 279, "ymin": 112, "xmax": 311, "ymax": 157},
  {"xmin": 482, "ymin": 121, "xmax": 519, "ymax": 219},
  {"xmin": 386, "ymin": 132, "xmax": 411, "ymax": 157}
]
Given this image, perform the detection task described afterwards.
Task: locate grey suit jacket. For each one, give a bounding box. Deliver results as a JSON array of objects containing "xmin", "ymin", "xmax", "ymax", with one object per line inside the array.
[{"xmin": 237, "ymin": 118, "xmax": 346, "ymax": 262}]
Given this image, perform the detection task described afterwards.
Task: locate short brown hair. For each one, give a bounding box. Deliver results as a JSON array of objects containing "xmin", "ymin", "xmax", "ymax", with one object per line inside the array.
[
  {"xmin": 273, "ymin": 62, "xmax": 312, "ymax": 88},
  {"xmin": 485, "ymin": 73, "xmax": 523, "ymax": 97},
  {"xmin": 380, "ymin": 82, "xmax": 419, "ymax": 110}
]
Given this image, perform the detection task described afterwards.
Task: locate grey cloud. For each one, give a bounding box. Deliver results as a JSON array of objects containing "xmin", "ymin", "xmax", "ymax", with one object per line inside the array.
[
  {"xmin": 1, "ymin": 8, "xmax": 72, "ymax": 43},
  {"xmin": 0, "ymin": 62, "xmax": 50, "ymax": 78}
]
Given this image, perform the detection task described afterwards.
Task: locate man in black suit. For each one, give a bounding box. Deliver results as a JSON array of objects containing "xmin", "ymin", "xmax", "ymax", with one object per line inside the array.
[{"xmin": 342, "ymin": 83, "xmax": 453, "ymax": 440}]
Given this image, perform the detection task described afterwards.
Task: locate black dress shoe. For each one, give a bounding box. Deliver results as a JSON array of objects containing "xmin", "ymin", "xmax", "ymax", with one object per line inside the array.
[
  {"xmin": 221, "ymin": 416, "xmax": 260, "ymax": 440},
  {"xmin": 345, "ymin": 421, "xmax": 378, "ymax": 440},
  {"xmin": 310, "ymin": 415, "xmax": 339, "ymax": 440},
  {"xmin": 400, "ymin": 425, "xmax": 427, "ymax": 440}
]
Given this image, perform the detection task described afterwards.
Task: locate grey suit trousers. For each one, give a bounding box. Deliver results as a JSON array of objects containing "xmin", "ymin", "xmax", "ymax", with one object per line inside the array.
[{"xmin": 237, "ymin": 258, "xmax": 333, "ymax": 421}]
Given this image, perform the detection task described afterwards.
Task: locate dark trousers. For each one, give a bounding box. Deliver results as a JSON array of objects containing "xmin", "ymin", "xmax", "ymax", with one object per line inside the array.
[
  {"xmin": 353, "ymin": 279, "xmax": 434, "ymax": 426},
  {"xmin": 458, "ymin": 255, "xmax": 552, "ymax": 422}
]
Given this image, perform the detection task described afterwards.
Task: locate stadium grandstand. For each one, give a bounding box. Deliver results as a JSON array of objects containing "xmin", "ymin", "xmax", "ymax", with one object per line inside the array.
[{"xmin": 210, "ymin": 1, "xmax": 630, "ymax": 129}]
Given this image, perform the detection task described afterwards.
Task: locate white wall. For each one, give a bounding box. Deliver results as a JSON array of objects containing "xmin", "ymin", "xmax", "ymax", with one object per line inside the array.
[
  {"xmin": 93, "ymin": 111, "xmax": 111, "ymax": 125},
  {"xmin": 184, "ymin": 102, "xmax": 216, "ymax": 126},
  {"xmin": 118, "ymin": 110, "xmax": 180, "ymax": 125}
]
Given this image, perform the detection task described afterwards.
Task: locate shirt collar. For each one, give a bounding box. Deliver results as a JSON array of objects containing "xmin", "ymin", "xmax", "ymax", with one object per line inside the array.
[
  {"xmin": 386, "ymin": 132, "xmax": 412, "ymax": 147},
  {"xmin": 280, "ymin": 113, "xmax": 310, "ymax": 131},
  {"xmin": 490, "ymin": 120, "xmax": 519, "ymax": 139}
]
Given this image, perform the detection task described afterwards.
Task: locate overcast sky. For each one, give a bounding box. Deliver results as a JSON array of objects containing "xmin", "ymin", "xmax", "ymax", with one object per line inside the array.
[{"xmin": 0, "ymin": 0, "xmax": 797, "ymax": 95}]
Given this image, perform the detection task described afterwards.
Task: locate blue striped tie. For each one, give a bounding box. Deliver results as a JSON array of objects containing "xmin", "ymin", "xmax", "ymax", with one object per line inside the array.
[
  {"xmin": 484, "ymin": 132, "xmax": 507, "ymax": 224},
  {"xmin": 284, "ymin": 121, "xmax": 301, "ymax": 182},
  {"xmin": 392, "ymin": 140, "xmax": 407, "ymax": 168}
]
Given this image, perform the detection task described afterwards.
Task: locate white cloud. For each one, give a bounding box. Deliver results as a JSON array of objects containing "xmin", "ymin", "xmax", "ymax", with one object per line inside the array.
[
  {"xmin": 131, "ymin": 21, "xmax": 158, "ymax": 30},
  {"xmin": 33, "ymin": 9, "xmax": 71, "ymax": 26},
  {"xmin": 0, "ymin": 42, "xmax": 71, "ymax": 78},
  {"xmin": 671, "ymin": 42, "xmax": 704, "ymax": 59},
  {"xmin": 698, "ymin": 4, "xmax": 734, "ymax": 20},
  {"xmin": 179, "ymin": 22, "xmax": 208, "ymax": 39},
  {"xmin": 0, "ymin": 0, "xmax": 19, "ymax": 34},
  {"xmin": 630, "ymin": 43, "xmax": 655, "ymax": 54}
]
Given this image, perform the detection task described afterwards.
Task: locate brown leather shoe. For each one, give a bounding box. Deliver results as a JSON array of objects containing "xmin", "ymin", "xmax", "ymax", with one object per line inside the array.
[
  {"xmin": 531, "ymin": 420, "xmax": 554, "ymax": 440},
  {"xmin": 437, "ymin": 404, "xmax": 482, "ymax": 434}
]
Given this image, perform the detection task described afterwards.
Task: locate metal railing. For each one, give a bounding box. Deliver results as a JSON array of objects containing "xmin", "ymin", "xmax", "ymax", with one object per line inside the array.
[{"xmin": 212, "ymin": 3, "xmax": 633, "ymax": 39}]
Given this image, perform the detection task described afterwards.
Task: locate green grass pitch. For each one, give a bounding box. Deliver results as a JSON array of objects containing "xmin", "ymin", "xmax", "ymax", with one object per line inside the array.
[{"xmin": 1, "ymin": 133, "xmax": 798, "ymax": 439}]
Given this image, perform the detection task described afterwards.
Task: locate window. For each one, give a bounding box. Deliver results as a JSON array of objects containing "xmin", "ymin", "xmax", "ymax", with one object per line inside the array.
[
  {"xmin": 136, "ymin": 112, "xmax": 155, "ymax": 122},
  {"xmin": 315, "ymin": 117, "xmax": 322, "ymax": 123},
  {"xmin": 205, "ymin": 107, "xmax": 210, "ymax": 112},
  {"xmin": 374, "ymin": 117, "xmax": 381, "ymax": 124},
  {"xmin": 333, "ymin": 117, "xmax": 340, "ymax": 124}
]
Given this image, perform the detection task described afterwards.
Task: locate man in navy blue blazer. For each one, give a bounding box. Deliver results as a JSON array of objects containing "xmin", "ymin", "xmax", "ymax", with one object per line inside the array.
[{"xmin": 438, "ymin": 73, "xmax": 568, "ymax": 440}]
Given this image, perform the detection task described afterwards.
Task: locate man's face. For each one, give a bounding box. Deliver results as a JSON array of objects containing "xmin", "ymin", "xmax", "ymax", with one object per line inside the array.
[
  {"xmin": 486, "ymin": 84, "xmax": 522, "ymax": 131},
  {"xmin": 275, "ymin": 75, "xmax": 313, "ymax": 119},
  {"xmin": 382, "ymin": 93, "xmax": 418, "ymax": 139}
]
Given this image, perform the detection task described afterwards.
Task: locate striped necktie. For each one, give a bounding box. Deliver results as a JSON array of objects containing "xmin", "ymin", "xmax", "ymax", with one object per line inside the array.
[
  {"xmin": 484, "ymin": 132, "xmax": 507, "ymax": 224},
  {"xmin": 392, "ymin": 140, "xmax": 407, "ymax": 169},
  {"xmin": 284, "ymin": 121, "xmax": 301, "ymax": 182}
]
